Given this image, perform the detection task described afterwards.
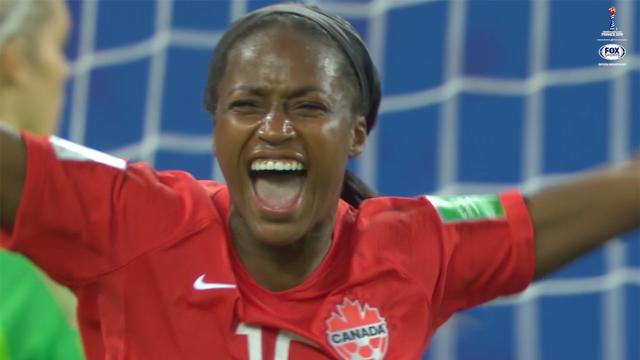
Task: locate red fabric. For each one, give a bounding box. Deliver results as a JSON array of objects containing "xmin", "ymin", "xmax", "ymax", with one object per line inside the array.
[{"xmin": 2, "ymin": 133, "xmax": 535, "ymax": 360}]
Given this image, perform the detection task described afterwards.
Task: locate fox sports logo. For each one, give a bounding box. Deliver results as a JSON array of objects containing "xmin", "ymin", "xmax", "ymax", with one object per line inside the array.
[{"xmin": 599, "ymin": 44, "xmax": 626, "ymax": 60}]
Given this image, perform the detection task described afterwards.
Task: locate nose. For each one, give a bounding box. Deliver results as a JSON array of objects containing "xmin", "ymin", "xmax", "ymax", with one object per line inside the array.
[{"xmin": 257, "ymin": 109, "xmax": 295, "ymax": 145}]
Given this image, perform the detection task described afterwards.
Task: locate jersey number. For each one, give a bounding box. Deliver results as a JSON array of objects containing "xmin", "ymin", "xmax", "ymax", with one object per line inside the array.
[{"xmin": 236, "ymin": 323, "xmax": 303, "ymax": 359}]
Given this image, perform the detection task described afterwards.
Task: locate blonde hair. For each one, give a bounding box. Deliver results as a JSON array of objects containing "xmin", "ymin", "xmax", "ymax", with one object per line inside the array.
[{"xmin": 0, "ymin": 0, "xmax": 53, "ymax": 56}]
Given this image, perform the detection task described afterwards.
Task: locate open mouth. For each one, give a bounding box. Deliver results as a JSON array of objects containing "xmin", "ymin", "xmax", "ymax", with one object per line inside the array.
[{"xmin": 249, "ymin": 159, "xmax": 308, "ymax": 213}]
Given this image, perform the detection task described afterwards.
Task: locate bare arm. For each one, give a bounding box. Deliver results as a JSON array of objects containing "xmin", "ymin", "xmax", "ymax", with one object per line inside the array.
[
  {"xmin": 528, "ymin": 157, "xmax": 640, "ymax": 279},
  {"xmin": 0, "ymin": 123, "xmax": 26, "ymax": 231}
]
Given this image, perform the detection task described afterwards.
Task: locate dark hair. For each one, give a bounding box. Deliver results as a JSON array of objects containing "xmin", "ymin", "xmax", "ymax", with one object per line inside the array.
[
  {"xmin": 341, "ymin": 169, "xmax": 378, "ymax": 207},
  {"xmin": 204, "ymin": 4, "xmax": 380, "ymax": 208}
]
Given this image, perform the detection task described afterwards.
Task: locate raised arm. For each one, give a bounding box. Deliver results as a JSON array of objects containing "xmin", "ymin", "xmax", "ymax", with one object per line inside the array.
[
  {"xmin": 528, "ymin": 157, "xmax": 640, "ymax": 279},
  {"xmin": 0, "ymin": 123, "xmax": 26, "ymax": 231}
]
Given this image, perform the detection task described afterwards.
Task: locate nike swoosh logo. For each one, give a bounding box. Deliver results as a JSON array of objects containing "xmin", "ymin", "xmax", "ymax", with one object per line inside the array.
[{"xmin": 193, "ymin": 274, "xmax": 237, "ymax": 290}]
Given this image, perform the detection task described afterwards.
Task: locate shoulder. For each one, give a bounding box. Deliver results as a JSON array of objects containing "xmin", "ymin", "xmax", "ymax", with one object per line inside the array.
[
  {"xmin": 347, "ymin": 196, "xmax": 442, "ymax": 254},
  {"xmin": 350, "ymin": 193, "xmax": 521, "ymax": 245},
  {"xmin": 123, "ymin": 165, "xmax": 229, "ymax": 225},
  {"xmin": 339, "ymin": 197, "xmax": 444, "ymax": 287},
  {"xmin": 128, "ymin": 164, "xmax": 226, "ymax": 196},
  {"xmin": 357, "ymin": 193, "xmax": 515, "ymax": 224},
  {"xmin": 355, "ymin": 196, "xmax": 440, "ymax": 226}
]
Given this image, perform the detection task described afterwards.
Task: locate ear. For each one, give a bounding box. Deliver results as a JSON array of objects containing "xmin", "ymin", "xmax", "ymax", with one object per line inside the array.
[
  {"xmin": 348, "ymin": 115, "xmax": 367, "ymax": 158},
  {"xmin": 0, "ymin": 39, "xmax": 27, "ymax": 86}
]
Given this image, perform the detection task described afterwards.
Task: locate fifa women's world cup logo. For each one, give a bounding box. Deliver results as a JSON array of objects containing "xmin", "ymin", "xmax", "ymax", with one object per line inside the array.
[
  {"xmin": 608, "ymin": 7, "xmax": 616, "ymax": 31},
  {"xmin": 600, "ymin": 6, "xmax": 623, "ymax": 38}
]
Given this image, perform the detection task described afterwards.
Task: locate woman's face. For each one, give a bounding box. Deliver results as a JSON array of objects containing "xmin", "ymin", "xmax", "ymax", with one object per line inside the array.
[
  {"xmin": 214, "ymin": 25, "xmax": 366, "ymax": 246},
  {"xmin": 17, "ymin": 0, "xmax": 70, "ymax": 135}
]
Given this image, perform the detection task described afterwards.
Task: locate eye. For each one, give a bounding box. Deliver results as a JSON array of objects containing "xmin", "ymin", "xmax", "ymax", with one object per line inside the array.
[
  {"xmin": 228, "ymin": 100, "xmax": 264, "ymax": 115},
  {"xmin": 299, "ymin": 102, "xmax": 325, "ymax": 110},
  {"xmin": 229, "ymin": 100, "xmax": 259, "ymax": 109},
  {"xmin": 292, "ymin": 102, "xmax": 328, "ymax": 117}
]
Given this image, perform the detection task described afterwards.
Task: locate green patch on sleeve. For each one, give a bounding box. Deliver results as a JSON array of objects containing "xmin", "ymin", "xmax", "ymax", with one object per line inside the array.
[{"xmin": 426, "ymin": 194, "xmax": 505, "ymax": 223}]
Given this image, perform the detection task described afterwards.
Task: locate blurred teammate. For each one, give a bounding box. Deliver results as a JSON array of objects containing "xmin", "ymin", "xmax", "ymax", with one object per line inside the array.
[
  {"xmin": 0, "ymin": 3, "xmax": 638, "ymax": 359},
  {"xmin": 0, "ymin": 0, "xmax": 83, "ymax": 359}
]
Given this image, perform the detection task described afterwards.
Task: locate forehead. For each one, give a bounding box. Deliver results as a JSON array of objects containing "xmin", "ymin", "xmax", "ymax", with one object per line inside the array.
[{"xmin": 221, "ymin": 26, "xmax": 348, "ymax": 93}]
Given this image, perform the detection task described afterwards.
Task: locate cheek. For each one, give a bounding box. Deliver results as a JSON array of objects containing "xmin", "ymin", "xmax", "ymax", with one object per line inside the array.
[
  {"xmin": 51, "ymin": 51, "xmax": 69, "ymax": 85},
  {"xmin": 40, "ymin": 42, "xmax": 68, "ymax": 83},
  {"xmin": 56, "ymin": 56, "xmax": 69, "ymax": 83},
  {"xmin": 213, "ymin": 115, "xmax": 256, "ymax": 161},
  {"xmin": 305, "ymin": 119, "xmax": 352, "ymax": 183},
  {"xmin": 315, "ymin": 117, "xmax": 353, "ymax": 153},
  {"xmin": 320, "ymin": 116, "xmax": 345, "ymax": 135},
  {"xmin": 30, "ymin": 61, "xmax": 66, "ymax": 105},
  {"xmin": 213, "ymin": 121, "xmax": 232, "ymax": 163}
]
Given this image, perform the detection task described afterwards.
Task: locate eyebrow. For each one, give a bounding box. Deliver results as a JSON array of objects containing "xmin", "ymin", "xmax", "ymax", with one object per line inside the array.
[
  {"xmin": 228, "ymin": 85, "xmax": 327, "ymax": 98},
  {"xmin": 228, "ymin": 85, "xmax": 264, "ymax": 96}
]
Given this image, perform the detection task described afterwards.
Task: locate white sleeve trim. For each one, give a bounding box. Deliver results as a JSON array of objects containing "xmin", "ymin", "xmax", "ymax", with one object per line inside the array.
[{"xmin": 49, "ymin": 136, "xmax": 127, "ymax": 170}]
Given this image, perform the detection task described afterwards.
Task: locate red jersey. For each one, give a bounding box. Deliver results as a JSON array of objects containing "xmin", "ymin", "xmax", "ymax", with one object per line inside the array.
[{"xmin": 3, "ymin": 133, "xmax": 535, "ymax": 360}]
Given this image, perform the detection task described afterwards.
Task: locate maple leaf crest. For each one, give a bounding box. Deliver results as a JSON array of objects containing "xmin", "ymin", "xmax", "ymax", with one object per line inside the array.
[
  {"xmin": 326, "ymin": 298, "xmax": 389, "ymax": 360},
  {"xmin": 327, "ymin": 298, "xmax": 383, "ymax": 332}
]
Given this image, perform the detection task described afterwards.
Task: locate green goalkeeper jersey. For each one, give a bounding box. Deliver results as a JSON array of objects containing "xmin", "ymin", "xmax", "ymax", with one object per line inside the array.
[{"xmin": 0, "ymin": 251, "xmax": 84, "ymax": 360}]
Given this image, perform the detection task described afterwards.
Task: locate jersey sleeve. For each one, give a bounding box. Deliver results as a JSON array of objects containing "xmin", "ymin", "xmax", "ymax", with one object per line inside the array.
[
  {"xmin": 0, "ymin": 133, "xmax": 214, "ymax": 287},
  {"xmin": 420, "ymin": 191, "xmax": 535, "ymax": 326}
]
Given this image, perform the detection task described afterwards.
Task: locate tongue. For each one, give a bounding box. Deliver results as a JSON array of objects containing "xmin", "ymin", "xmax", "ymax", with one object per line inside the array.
[{"xmin": 254, "ymin": 174, "xmax": 305, "ymax": 210}]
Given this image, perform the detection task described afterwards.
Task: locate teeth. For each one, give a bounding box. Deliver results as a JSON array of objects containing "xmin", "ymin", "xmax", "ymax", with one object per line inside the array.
[{"xmin": 250, "ymin": 159, "xmax": 306, "ymax": 172}]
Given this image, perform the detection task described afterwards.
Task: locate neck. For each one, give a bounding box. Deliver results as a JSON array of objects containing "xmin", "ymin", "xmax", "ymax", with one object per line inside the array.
[{"xmin": 229, "ymin": 212, "xmax": 335, "ymax": 292}]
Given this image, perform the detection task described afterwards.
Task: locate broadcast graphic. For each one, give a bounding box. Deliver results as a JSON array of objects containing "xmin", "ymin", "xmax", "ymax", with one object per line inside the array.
[{"xmin": 597, "ymin": 6, "xmax": 627, "ymax": 66}]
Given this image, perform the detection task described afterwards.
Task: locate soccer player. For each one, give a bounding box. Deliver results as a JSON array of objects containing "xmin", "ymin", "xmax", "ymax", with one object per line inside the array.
[
  {"xmin": 0, "ymin": 3, "xmax": 638, "ymax": 359},
  {"xmin": 0, "ymin": 0, "xmax": 83, "ymax": 359}
]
